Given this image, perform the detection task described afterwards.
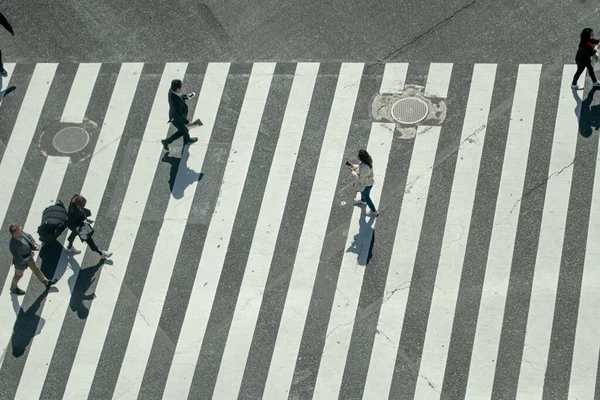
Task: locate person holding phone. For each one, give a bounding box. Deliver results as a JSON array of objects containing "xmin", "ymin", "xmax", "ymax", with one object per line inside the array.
[
  {"xmin": 346, "ymin": 149, "xmax": 378, "ymax": 217},
  {"xmin": 161, "ymin": 79, "xmax": 200, "ymax": 152},
  {"xmin": 65, "ymin": 194, "xmax": 112, "ymax": 259},
  {"xmin": 572, "ymin": 28, "xmax": 600, "ymax": 89}
]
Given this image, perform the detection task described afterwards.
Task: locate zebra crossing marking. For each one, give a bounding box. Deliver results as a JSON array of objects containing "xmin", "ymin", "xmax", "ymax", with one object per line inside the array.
[
  {"xmin": 263, "ymin": 62, "xmax": 364, "ymax": 398},
  {"xmin": 113, "ymin": 62, "xmax": 230, "ymax": 400},
  {"xmin": 164, "ymin": 62, "xmax": 276, "ymax": 399},
  {"xmin": 516, "ymin": 65, "xmax": 580, "ymax": 399},
  {"xmin": 414, "ymin": 63, "xmax": 497, "ymax": 398},
  {"xmin": 465, "ymin": 63, "xmax": 541, "ymax": 398},
  {"xmin": 212, "ymin": 62, "xmax": 319, "ymax": 399},
  {"xmin": 62, "ymin": 63, "xmax": 187, "ymax": 399}
]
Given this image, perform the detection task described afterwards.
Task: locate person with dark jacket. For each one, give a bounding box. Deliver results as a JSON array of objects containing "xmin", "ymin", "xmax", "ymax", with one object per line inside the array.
[
  {"xmin": 161, "ymin": 79, "xmax": 199, "ymax": 152},
  {"xmin": 0, "ymin": 12, "xmax": 15, "ymax": 78},
  {"xmin": 8, "ymin": 223, "xmax": 57, "ymax": 295},
  {"xmin": 572, "ymin": 28, "xmax": 600, "ymax": 89},
  {"xmin": 65, "ymin": 195, "xmax": 112, "ymax": 259}
]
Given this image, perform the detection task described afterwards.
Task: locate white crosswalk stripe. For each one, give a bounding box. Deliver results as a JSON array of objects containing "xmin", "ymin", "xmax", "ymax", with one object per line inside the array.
[{"xmin": 0, "ymin": 61, "xmax": 597, "ymax": 400}]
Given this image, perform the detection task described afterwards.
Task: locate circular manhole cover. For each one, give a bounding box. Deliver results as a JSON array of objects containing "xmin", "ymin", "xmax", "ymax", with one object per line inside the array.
[
  {"xmin": 52, "ymin": 127, "xmax": 90, "ymax": 154},
  {"xmin": 391, "ymin": 97, "xmax": 429, "ymax": 125}
]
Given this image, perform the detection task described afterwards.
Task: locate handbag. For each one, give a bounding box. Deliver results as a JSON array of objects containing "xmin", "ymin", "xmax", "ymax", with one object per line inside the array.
[{"xmin": 78, "ymin": 224, "xmax": 94, "ymax": 241}]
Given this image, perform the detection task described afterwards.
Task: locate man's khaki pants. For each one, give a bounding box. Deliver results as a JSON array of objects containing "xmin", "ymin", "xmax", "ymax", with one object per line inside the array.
[{"xmin": 11, "ymin": 259, "xmax": 49, "ymax": 289}]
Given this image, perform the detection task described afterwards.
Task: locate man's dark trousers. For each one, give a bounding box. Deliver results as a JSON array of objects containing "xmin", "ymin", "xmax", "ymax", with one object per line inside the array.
[{"xmin": 166, "ymin": 121, "xmax": 191, "ymax": 145}]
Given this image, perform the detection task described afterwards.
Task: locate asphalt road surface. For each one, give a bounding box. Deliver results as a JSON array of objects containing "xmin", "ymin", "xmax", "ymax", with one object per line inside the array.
[{"xmin": 0, "ymin": 1, "xmax": 600, "ymax": 400}]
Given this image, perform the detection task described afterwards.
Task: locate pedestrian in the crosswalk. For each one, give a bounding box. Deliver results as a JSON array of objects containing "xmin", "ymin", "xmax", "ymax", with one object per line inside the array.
[
  {"xmin": 8, "ymin": 223, "xmax": 57, "ymax": 295},
  {"xmin": 161, "ymin": 79, "xmax": 199, "ymax": 151},
  {"xmin": 572, "ymin": 28, "xmax": 600, "ymax": 90},
  {"xmin": 347, "ymin": 149, "xmax": 379, "ymax": 217},
  {"xmin": 0, "ymin": 11, "xmax": 15, "ymax": 78},
  {"xmin": 64, "ymin": 195, "xmax": 112, "ymax": 259}
]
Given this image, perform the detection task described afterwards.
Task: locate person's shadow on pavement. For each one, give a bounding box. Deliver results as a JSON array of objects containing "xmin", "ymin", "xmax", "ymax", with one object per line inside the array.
[
  {"xmin": 573, "ymin": 86, "xmax": 600, "ymax": 137},
  {"xmin": 161, "ymin": 145, "xmax": 203, "ymax": 199},
  {"xmin": 10, "ymin": 290, "xmax": 48, "ymax": 357},
  {"xmin": 346, "ymin": 206, "xmax": 376, "ymax": 266}
]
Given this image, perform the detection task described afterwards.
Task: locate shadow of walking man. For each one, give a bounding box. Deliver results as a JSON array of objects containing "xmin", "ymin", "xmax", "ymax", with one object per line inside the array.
[
  {"xmin": 161, "ymin": 145, "xmax": 203, "ymax": 199},
  {"xmin": 10, "ymin": 290, "xmax": 48, "ymax": 357}
]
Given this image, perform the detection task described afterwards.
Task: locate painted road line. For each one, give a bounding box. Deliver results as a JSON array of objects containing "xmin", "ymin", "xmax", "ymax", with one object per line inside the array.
[
  {"xmin": 313, "ymin": 122, "xmax": 393, "ymax": 399},
  {"xmin": 363, "ymin": 62, "xmax": 452, "ymax": 399},
  {"xmin": 60, "ymin": 63, "xmax": 101, "ymax": 123},
  {"xmin": 0, "ymin": 63, "xmax": 57, "ymax": 296},
  {"xmin": 262, "ymin": 63, "xmax": 364, "ymax": 399},
  {"xmin": 112, "ymin": 62, "xmax": 230, "ymax": 400},
  {"xmin": 211, "ymin": 62, "xmax": 319, "ymax": 399},
  {"xmin": 62, "ymin": 63, "xmax": 187, "ymax": 400},
  {"xmin": 0, "ymin": 156, "xmax": 69, "ymax": 367},
  {"xmin": 163, "ymin": 63, "xmax": 276, "ymax": 400},
  {"xmin": 569, "ymin": 116, "xmax": 600, "ymax": 399},
  {"xmin": 379, "ymin": 63, "xmax": 408, "ymax": 94},
  {"xmin": 363, "ymin": 125, "xmax": 441, "ymax": 398},
  {"xmin": 12, "ymin": 63, "xmax": 143, "ymax": 400},
  {"xmin": 414, "ymin": 63, "xmax": 497, "ymax": 399},
  {"xmin": 516, "ymin": 65, "xmax": 579, "ymax": 399},
  {"xmin": 424, "ymin": 63, "xmax": 453, "ymax": 99},
  {"xmin": 465, "ymin": 64, "xmax": 541, "ymax": 399}
]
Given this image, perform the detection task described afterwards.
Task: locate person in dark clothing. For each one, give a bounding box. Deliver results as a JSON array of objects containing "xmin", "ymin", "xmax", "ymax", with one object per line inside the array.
[
  {"xmin": 161, "ymin": 79, "xmax": 199, "ymax": 151},
  {"xmin": 65, "ymin": 195, "xmax": 112, "ymax": 259},
  {"xmin": 572, "ymin": 28, "xmax": 600, "ymax": 90},
  {"xmin": 8, "ymin": 223, "xmax": 57, "ymax": 295},
  {"xmin": 0, "ymin": 12, "xmax": 15, "ymax": 78}
]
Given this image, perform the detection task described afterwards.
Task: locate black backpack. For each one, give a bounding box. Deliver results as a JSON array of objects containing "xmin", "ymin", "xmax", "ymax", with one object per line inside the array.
[{"xmin": 37, "ymin": 200, "xmax": 68, "ymax": 244}]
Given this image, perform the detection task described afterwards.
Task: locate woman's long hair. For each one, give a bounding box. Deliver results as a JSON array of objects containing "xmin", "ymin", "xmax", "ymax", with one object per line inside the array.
[
  {"xmin": 358, "ymin": 149, "xmax": 373, "ymax": 169},
  {"xmin": 72, "ymin": 194, "xmax": 87, "ymax": 208}
]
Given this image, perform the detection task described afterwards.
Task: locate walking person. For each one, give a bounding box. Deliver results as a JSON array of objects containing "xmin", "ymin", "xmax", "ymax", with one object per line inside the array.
[
  {"xmin": 572, "ymin": 28, "xmax": 600, "ymax": 90},
  {"xmin": 8, "ymin": 223, "xmax": 57, "ymax": 295},
  {"xmin": 64, "ymin": 195, "xmax": 112, "ymax": 259},
  {"xmin": 0, "ymin": 11, "xmax": 15, "ymax": 78},
  {"xmin": 347, "ymin": 149, "xmax": 379, "ymax": 217},
  {"xmin": 161, "ymin": 79, "xmax": 199, "ymax": 151}
]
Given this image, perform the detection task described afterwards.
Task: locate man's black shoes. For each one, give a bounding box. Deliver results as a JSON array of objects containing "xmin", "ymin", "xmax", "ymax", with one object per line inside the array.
[
  {"xmin": 161, "ymin": 139, "xmax": 169, "ymax": 151},
  {"xmin": 1, "ymin": 68, "xmax": 7, "ymax": 78},
  {"xmin": 184, "ymin": 137, "xmax": 198, "ymax": 146}
]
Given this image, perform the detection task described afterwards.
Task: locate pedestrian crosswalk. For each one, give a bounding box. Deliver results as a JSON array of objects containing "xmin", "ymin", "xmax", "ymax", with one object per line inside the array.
[{"xmin": 0, "ymin": 61, "xmax": 598, "ymax": 399}]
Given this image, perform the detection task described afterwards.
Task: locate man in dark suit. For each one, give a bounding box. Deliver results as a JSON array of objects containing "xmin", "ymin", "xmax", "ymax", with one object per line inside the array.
[
  {"xmin": 161, "ymin": 79, "xmax": 199, "ymax": 151},
  {"xmin": 0, "ymin": 12, "xmax": 15, "ymax": 78}
]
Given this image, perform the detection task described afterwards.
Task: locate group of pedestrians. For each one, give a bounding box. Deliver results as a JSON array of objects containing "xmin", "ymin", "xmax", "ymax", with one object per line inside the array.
[
  {"xmin": 6, "ymin": 78, "xmax": 203, "ymax": 296},
  {"xmin": 9, "ymin": 195, "xmax": 112, "ymax": 295}
]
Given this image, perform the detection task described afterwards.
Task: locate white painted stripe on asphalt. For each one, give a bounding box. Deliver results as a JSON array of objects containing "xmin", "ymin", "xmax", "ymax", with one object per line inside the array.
[
  {"xmin": 364, "ymin": 62, "xmax": 451, "ymax": 399},
  {"xmin": 465, "ymin": 64, "xmax": 541, "ymax": 399},
  {"xmin": 414, "ymin": 63, "xmax": 497, "ymax": 399},
  {"xmin": 379, "ymin": 63, "xmax": 407, "ymax": 93},
  {"xmin": 363, "ymin": 125, "xmax": 441, "ymax": 399},
  {"xmin": 0, "ymin": 156, "xmax": 69, "ymax": 368},
  {"xmin": 163, "ymin": 63, "xmax": 275, "ymax": 400},
  {"xmin": 516, "ymin": 65, "xmax": 579, "ymax": 399},
  {"xmin": 0, "ymin": 63, "xmax": 15, "ymax": 105},
  {"xmin": 62, "ymin": 63, "xmax": 187, "ymax": 400},
  {"xmin": 12, "ymin": 63, "xmax": 144, "ymax": 400},
  {"xmin": 112, "ymin": 62, "xmax": 230, "ymax": 400},
  {"xmin": 212, "ymin": 62, "xmax": 318, "ymax": 399},
  {"xmin": 60, "ymin": 63, "xmax": 101, "ymax": 123},
  {"xmin": 0, "ymin": 63, "xmax": 57, "ymax": 287},
  {"xmin": 569, "ymin": 101, "xmax": 600, "ymax": 399},
  {"xmin": 262, "ymin": 63, "xmax": 364, "ymax": 399},
  {"xmin": 424, "ymin": 63, "xmax": 453, "ymax": 99},
  {"xmin": 313, "ymin": 121, "xmax": 393, "ymax": 399}
]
